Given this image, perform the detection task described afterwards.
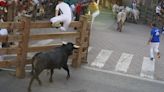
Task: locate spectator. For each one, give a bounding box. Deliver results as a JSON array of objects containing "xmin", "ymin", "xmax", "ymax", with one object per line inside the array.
[
  {"xmin": 131, "ymin": 0, "xmax": 137, "ymax": 9},
  {"xmin": 88, "ymin": 0, "xmax": 100, "ymax": 30},
  {"xmin": 162, "ymin": 26, "xmax": 164, "ymax": 34},
  {"xmin": 159, "ymin": 1, "xmax": 164, "ymax": 14},
  {"xmin": 75, "ymin": 1, "xmax": 82, "ymax": 21},
  {"xmin": 0, "ymin": 19, "xmax": 8, "ymax": 61},
  {"xmin": 155, "ymin": 5, "xmax": 161, "ymax": 20}
]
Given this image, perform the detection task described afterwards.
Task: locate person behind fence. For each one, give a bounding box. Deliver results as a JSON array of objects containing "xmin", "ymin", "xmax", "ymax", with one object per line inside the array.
[
  {"xmin": 88, "ymin": 0, "xmax": 100, "ymax": 30},
  {"xmin": 147, "ymin": 23, "xmax": 160, "ymax": 61},
  {"xmin": 50, "ymin": 0, "xmax": 72, "ymax": 31},
  {"xmin": 162, "ymin": 26, "xmax": 164, "ymax": 34},
  {"xmin": 131, "ymin": 0, "xmax": 137, "ymax": 9},
  {"xmin": 155, "ymin": 4, "xmax": 161, "ymax": 20},
  {"xmin": 0, "ymin": 27, "xmax": 8, "ymax": 61}
]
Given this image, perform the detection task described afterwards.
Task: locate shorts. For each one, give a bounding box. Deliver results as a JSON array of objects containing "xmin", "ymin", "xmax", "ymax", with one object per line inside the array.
[{"xmin": 156, "ymin": 13, "xmax": 160, "ymax": 17}]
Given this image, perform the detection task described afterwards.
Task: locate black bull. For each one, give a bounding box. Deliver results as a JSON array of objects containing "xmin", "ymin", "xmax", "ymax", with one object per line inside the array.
[{"xmin": 28, "ymin": 42, "xmax": 79, "ymax": 92}]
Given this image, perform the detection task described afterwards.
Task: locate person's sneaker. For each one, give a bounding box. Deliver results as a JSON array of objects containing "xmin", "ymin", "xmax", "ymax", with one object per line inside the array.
[
  {"xmin": 51, "ymin": 22, "xmax": 61, "ymax": 28},
  {"xmin": 59, "ymin": 27, "xmax": 66, "ymax": 31},
  {"xmin": 157, "ymin": 52, "xmax": 160, "ymax": 59},
  {"xmin": 150, "ymin": 57, "xmax": 154, "ymax": 61}
]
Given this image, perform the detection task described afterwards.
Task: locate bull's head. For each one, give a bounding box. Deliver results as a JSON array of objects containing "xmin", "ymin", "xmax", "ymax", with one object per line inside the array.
[
  {"xmin": 62, "ymin": 41, "xmax": 79, "ymax": 55},
  {"xmin": 62, "ymin": 41, "xmax": 80, "ymax": 49}
]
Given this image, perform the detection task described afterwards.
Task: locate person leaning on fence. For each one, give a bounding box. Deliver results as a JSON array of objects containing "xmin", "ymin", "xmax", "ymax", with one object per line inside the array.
[
  {"xmin": 50, "ymin": 0, "xmax": 72, "ymax": 31},
  {"xmin": 88, "ymin": 0, "xmax": 100, "ymax": 30},
  {"xmin": 0, "ymin": 27, "xmax": 8, "ymax": 61},
  {"xmin": 147, "ymin": 23, "xmax": 161, "ymax": 61}
]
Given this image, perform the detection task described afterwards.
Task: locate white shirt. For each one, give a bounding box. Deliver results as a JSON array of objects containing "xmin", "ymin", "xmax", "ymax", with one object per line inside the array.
[
  {"xmin": 56, "ymin": 2, "xmax": 72, "ymax": 17},
  {"xmin": 0, "ymin": 29, "xmax": 8, "ymax": 35},
  {"xmin": 33, "ymin": 0, "xmax": 39, "ymax": 4},
  {"xmin": 156, "ymin": 6, "xmax": 161, "ymax": 14}
]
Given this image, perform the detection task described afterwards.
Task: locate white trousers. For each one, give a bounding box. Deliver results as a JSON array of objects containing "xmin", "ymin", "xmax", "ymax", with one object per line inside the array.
[
  {"xmin": 150, "ymin": 42, "xmax": 160, "ymax": 58},
  {"xmin": 91, "ymin": 10, "xmax": 100, "ymax": 30},
  {"xmin": 50, "ymin": 15, "xmax": 71, "ymax": 31}
]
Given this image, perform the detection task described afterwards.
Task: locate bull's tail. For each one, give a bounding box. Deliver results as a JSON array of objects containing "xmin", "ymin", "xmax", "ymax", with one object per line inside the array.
[{"xmin": 30, "ymin": 52, "xmax": 41, "ymax": 75}]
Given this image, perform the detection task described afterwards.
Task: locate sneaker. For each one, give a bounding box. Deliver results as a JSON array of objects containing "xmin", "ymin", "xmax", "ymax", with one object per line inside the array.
[
  {"xmin": 51, "ymin": 22, "xmax": 61, "ymax": 28},
  {"xmin": 59, "ymin": 27, "xmax": 66, "ymax": 31},
  {"xmin": 150, "ymin": 57, "xmax": 154, "ymax": 61}
]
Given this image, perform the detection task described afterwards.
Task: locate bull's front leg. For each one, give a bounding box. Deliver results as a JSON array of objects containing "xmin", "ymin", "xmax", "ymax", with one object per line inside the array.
[
  {"xmin": 62, "ymin": 65, "xmax": 70, "ymax": 80},
  {"xmin": 49, "ymin": 69, "xmax": 54, "ymax": 83}
]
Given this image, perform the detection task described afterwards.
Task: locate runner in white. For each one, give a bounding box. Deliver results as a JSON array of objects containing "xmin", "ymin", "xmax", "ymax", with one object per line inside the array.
[{"xmin": 50, "ymin": 0, "xmax": 72, "ymax": 31}]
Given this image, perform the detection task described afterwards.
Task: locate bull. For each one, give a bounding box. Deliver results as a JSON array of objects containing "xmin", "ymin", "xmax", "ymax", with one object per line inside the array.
[{"xmin": 28, "ymin": 42, "xmax": 79, "ymax": 92}]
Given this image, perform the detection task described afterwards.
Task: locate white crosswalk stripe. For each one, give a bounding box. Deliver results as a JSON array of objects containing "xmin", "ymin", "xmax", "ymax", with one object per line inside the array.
[
  {"xmin": 91, "ymin": 49, "xmax": 113, "ymax": 68},
  {"xmin": 87, "ymin": 47, "xmax": 158, "ymax": 80},
  {"xmin": 140, "ymin": 57, "xmax": 155, "ymax": 79},
  {"xmin": 115, "ymin": 53, "xmax": 133, "ymax": 73}
]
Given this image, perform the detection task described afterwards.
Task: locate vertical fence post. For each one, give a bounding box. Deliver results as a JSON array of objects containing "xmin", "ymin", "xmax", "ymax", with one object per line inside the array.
[
  {"xmin": 72, "ymin": 15, "xmax": 89, "ymax": 67},
  {"xmin": 16, "ymin": 16, "xmax": 31, "ymax": 78},
  {"xmin": 82, "ymin": 15, "xmax": 91, "ymax": 63}
]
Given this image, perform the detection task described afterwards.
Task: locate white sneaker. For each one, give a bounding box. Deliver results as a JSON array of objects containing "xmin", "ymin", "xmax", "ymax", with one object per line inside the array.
[
  {"xmin": 51, "ymin": 22, "xmax": 61, "ymax": 28},
  {"xmin": 59, "ymin": 27, "xmax": 66, "ymax": 31}
]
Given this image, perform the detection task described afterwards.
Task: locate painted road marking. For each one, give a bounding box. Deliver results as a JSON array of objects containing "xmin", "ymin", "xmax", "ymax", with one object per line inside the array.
[
  {"xmin": 91, "ymin": 49, "xmax": 113, "ymax": 68},
  {"xmin": 83, "ymin": 66, "xmax": 164, "ymax": 85},
  {"xmin": 140, "ymin": 57, "xmax": 155, "ymax": 79},
  {"xmin": 115, "ymin": 53, "xmax": 133, "ymax": 73}
]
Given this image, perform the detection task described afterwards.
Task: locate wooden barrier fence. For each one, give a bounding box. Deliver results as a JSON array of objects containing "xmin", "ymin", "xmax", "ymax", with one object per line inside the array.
[{"xmin": 0, "ymin": 15, "xmax": 91, "ymax": 78}]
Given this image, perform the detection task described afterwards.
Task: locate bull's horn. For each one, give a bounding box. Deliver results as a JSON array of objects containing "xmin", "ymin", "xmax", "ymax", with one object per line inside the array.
[
  {"xmin": 73, "ymin": 45, "xmax": 80, "ymax": 48},
  {"xmin": 62, "ymin": 41, "xmax": 67, "ymax": 45}
]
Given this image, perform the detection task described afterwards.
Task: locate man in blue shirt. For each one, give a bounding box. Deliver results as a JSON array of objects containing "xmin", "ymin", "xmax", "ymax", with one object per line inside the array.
[{"xmin": 148, "ymin": 23, "xmax": 160, "ymax": 61}]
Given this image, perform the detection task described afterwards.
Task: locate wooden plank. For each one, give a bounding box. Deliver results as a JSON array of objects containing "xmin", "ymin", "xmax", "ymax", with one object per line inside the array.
[
  {"xmin": 28, "ymin": 44, "xmax": 61, "ymax": 52},
  {"xmin": 0, "ymin": 22, "xmax": 23, "ymax": 29},
  {"xmin": 0, "ymin": 35, "xmax": 22, "ymax": 42},
  {"xmin": 0, "ymin": 48, "xmax": 20, "ymax": 54},
  {"xmin": 30, "ymin": 32, "xmax": 79, "ymax": 40},
  {"xmin": 0, "ymin": 60, "xmax": 17, "ymax": 68},
  {"xmin": 30, "ymin": 21, "xmax": 82, "ymax": 28}
]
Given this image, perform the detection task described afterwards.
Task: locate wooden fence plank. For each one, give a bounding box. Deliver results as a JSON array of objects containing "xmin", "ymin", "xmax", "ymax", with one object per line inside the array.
[
  {"xmin": 0, "ymin": 60, "xmax": 17, "ymax": 68},
  {"xmin": 28, "ymin": 44, "xmax": 61, "ymax": 52},
  {"xmin": 0, "ymin": 48, "xmax": 20, "ymax": 54},
  {"xmin": 0, "ymin": 22, "xmax": 23, "ymax": 29},
  {"xmin": 0, "ymin": 35, "xmax": 22, "ymax": 42},
  {"xmin": 30, "ymin": 21, "xmax": 82, "ymax": 28},
  {"xmin": 30, "ymin": 32, "xmax": 79, "ymax": 40}
]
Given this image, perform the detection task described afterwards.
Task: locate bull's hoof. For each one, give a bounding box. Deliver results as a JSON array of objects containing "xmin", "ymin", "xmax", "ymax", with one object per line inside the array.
[
  {"xmin": 28, "ymin": 88, "xmax": 31, "ymax": 92},
  {"xmin": 49, "ymin": 79, "xmax": 53, "ymax": 83},
  {"xmin": 66, "ymin": 75, "xmax": 70, "ymax": 80},
  {"xmin": 39, "ymin": 82, "xmax": 42, "ymax": 86}
]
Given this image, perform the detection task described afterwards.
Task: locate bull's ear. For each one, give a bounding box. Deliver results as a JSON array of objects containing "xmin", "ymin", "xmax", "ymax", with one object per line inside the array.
[
  {"xmin": 62, "ymin": 41, "xmax": 67, "ymax": 45},
  {"xmin": 73, "ymin": 45, "xmax": 80, "ymax": 49}
]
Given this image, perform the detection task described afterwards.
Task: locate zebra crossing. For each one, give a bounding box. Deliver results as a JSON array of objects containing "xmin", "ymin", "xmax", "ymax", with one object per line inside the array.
[{"xmin": 87, "ymin": 46, "xmax": 156, "ymax": 80}]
